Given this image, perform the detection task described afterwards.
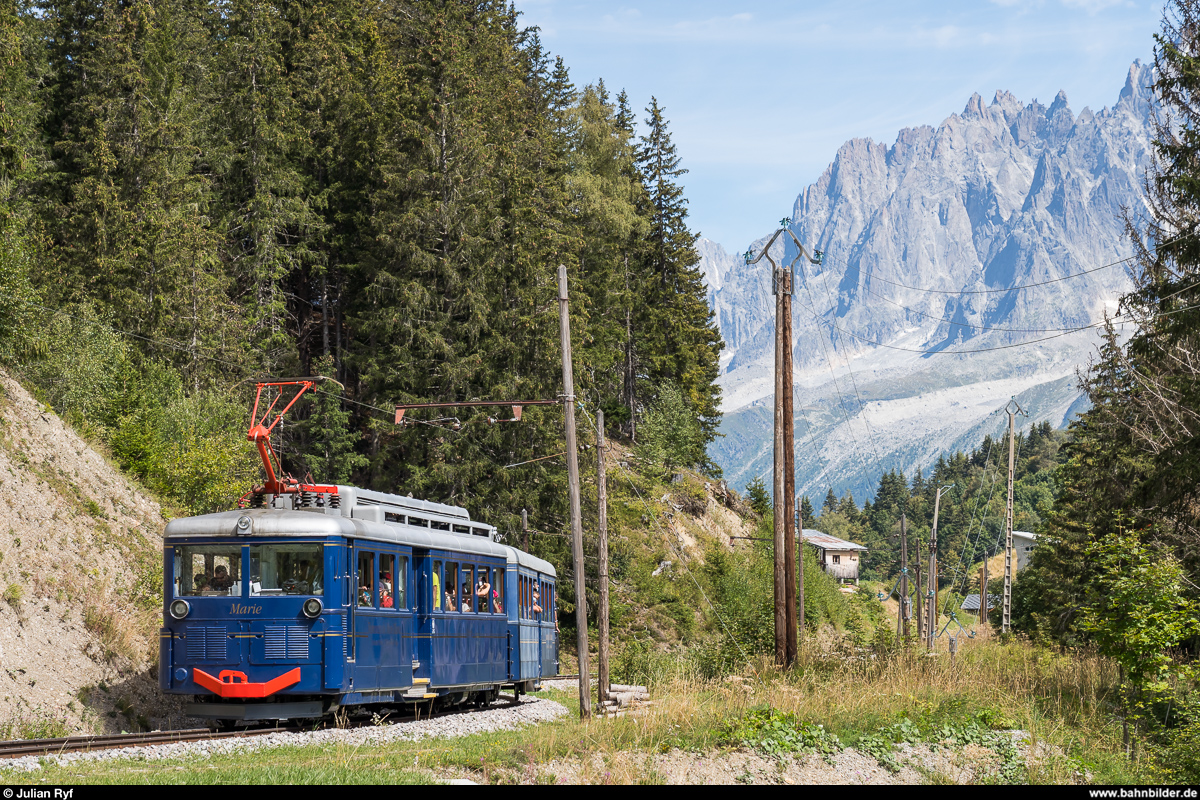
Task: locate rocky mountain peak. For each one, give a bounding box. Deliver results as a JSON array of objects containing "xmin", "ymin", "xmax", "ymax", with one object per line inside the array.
[{"xmin": 699, "ymin": 61, "xmax": 1155, "ymax": 500}]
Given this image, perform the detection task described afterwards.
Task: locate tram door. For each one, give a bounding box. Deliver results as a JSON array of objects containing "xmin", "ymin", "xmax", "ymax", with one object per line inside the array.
[
  {"xmin": 413, "ymin": 549, "xmax": 432, "ymax": 686},
  {"xmin": 350, "ymin": 544, "xmax": 415, "ymax": 691},
  {"xmin": 350, "ymin": 545, "xmax": 380, "ymax": 691}
]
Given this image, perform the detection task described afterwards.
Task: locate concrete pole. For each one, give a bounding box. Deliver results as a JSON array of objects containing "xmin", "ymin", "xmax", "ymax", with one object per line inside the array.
[
  {"xmin": 557, "ymin": 264, "xmax": 591, "ymax": 719},
  {"xmin": 597, "ymin": 410, "xmax": 610, "ymax": 706},
  {"xmin": 928, "ymin": 489, "xmax": 943, "ymax": 651},
  {"xmin": 899, "ymin": 513, "xmax": 909, "ymax": 640},
  {"xmin": 980, "ymin": 555, "xmax": 988, "ymax": 637},
  {"xmin": 1003, "ymin": 405, "xmax": 1016, "ymax": 634}
]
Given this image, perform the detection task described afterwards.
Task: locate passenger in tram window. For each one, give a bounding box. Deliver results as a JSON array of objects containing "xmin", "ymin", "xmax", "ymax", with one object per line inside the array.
[
  {"xmin": 492, "ymin": 568, "xmax": 504, "ymax": 613},
  {"xmin": 381, "ymin": 587, "xmax": 394, "ymax": 608},
  {"xmin": 446, "ymin": 563, "xmax": 459, "ymax": 612},
  {"xmin": 532, "ymin": 587, "xmax": 542, "ymax": 616},
  {"xmin": 193, "ymin": 574, "xmax": 210, "ymax": 592},
  {"xmin": 461, "ymin": 565, "xmax": 474, "ymax": 613},
  {"xmin": 359, "ymin": 580, "xmax": 373, "ymax": 607},
  {"xmin": 432, "ymin": 561, "xmax": 442, "ymax": 610},
  {"xmin": 210, "ymin": 564, "xmax": 234, "ymax": 591},
  {"xmin": 475, "ymin": 572, "xmax": 491, "ymax": 612}
]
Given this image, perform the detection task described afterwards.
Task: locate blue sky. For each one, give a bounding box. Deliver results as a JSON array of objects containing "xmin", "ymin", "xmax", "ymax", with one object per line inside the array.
[{"xmin": 513, "ymin": 1, "xmax": 1164, "ymax": 251}]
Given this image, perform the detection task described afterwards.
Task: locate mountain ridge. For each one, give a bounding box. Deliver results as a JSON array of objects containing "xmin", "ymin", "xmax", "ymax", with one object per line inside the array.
[{"xmin": 701, "ymin": 61, "xmax": 1154, "ymax": 500}]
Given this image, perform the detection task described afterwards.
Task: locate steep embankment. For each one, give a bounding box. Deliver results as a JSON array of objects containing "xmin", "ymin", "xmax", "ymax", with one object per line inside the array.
[{"xmin": 0, "ymin": 371, "xmax": 180, "ymax": 736}]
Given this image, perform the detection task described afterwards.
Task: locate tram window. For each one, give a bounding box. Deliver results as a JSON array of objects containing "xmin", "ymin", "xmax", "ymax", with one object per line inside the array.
[
  {"xmin": 357, "ymin": 552, "xmax": 375, "ymax": 607},
  {"xmin": 453, "ymin": 524, "xmax": 470, "ymax": 534},
  {"xmin": 379, "ymin": 554, "xmax": 395, "ymax": 609},
  {"xmin": 445, "ymin": 563, "xmax": 459, "ymax": 612},
  {"xmin": 431, "ymin": 520, "xmax": 451, "ymax": 531},
  {"xmin": 473, "ymin": 566, "xmax": 491, "ymax": 612},
  {"xmin": 472, "ymin": 528, "xmax": 489, "ymax": 537},
  {"xmin": 408, "ymin": 517, "xmax": 428, "ymax": 528},
  {"xmin": 433, "ymin": 561, "xmax": 443, "ymax": 611},
  {"xmin": 175, "ymin": 545, "xmax": 242, "ymax": 597},
  {"xmin": 461, "ymin": 565, "xmax": 474, "ymax": 613},
  {"xmin": 249, "ymin": 544, "xmax": 322, "ymax": 596},
  {"xmin": 395, "ymin": 555, "xmax": 408, "ymax": 609},
  {"xmin": 493, "ymin": 568, "xmax": 505, "ymax": 613}
]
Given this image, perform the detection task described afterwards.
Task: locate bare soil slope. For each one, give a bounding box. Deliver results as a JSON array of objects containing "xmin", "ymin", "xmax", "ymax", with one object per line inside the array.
[{"xmin": 0, "ymin": 371, "xmax": 184, "ymax": 735}]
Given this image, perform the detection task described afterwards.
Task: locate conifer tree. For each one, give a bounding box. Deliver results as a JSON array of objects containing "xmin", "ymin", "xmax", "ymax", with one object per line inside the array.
[{"xmin": 634, "ymin": 97, "xmax": 723, "ymax": 452}]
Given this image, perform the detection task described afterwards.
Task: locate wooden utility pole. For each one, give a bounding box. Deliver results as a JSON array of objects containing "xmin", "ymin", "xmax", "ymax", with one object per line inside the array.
[
  {"xmin": 597, "ymin": 409, "xmax": 610, "ymax": 706},
  {"xmin": 1002, "ymin": 397, "xmax": 1026, "ymax": 634},
  {"xmin": 781, "ymin": 270, "xmax": 798, "ymax": 664},
  {"xmin": 557, "ymin": 264, "xmax": 590, "ymax": 719},
  {"xmin": 772, "ymin": 261, "xmax": 788, "ymax": 666},
  {"xmin": 745, "ymin": 227, "xmax": 822, "ymax": 668},
  {"xmin": 522, "ymin": 508, "xmax": 529, "ymax": 553}
]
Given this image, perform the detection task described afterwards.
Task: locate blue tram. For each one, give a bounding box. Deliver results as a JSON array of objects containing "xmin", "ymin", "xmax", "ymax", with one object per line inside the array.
[{"xmin": 159, "ymin": 485, "xmax": 559, "ymax": 722}]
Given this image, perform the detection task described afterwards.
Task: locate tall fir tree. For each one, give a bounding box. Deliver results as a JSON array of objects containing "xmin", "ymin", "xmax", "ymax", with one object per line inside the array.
[{"xmin": 634, "ymin": 97, "xmax": 722, "ymax": 455}]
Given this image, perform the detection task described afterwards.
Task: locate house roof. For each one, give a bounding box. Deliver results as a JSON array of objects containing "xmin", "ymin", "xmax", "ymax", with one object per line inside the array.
[
  {"xmin": 800, "ymin": 529, "xmax": 869, "ymax": 552},
  {"xmin": 960, "ymin": 593, "xmax": 1001, "ymax": 612}
]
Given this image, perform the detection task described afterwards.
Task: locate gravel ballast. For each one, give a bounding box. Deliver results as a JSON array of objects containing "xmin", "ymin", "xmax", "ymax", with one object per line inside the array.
[{"xmin": 1, "ymin": 696, "xmax": 569, "ymax": 774}]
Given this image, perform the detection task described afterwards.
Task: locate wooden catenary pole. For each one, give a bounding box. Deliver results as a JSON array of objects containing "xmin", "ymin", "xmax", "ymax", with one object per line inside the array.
[
  {"xmin": 557, "ymin": 264, "xmax": 591, "ymax": 719},
  {"xmin": 597, "ymin": 409, "xmax": 610, "ymax": 706},
  {"xmin": 773, "ymin": 263, "xmax": 787, "ymax": 666},
  {"xmin": 781, "ymin": 267, "xmax": 798, "ymax": 664}
]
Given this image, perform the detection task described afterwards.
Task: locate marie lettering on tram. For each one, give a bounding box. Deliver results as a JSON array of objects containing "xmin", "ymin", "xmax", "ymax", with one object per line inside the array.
[{"xmin": 159, "ymin": 380, "xmax": 559, "ymax": 724}]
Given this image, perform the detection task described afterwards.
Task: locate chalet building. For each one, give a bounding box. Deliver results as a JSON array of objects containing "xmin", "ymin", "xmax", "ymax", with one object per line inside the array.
[
  {"xmin": 800, "ymin": 529, "xmax": 868, "ymax": 585},
  {"xmin": 1013, "ymin": 530, "xmax": 1039, "ymax": 571}
]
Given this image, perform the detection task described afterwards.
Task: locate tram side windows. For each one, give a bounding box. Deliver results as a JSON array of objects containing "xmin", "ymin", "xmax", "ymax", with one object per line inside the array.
[
  {"xmin": 492, "ymin": 568, "xmax": 505, "ymax": 613},
  {"xmin": 445, "ymin": 563, "xmax": 459, "ymax": 612},
  {"xmin": 475, "ymin": 567, "xmax": 492, "ymax": 612},
  {"xmin": 395, "ymin": 555, "xmax": 409, "ymax": 609},
  {"xmin": 380, "ymin": 554, "xmax": 395, "ymax": 609},
  {"xmin": 175, "ymin": 545, "xmax": 242, "ymax": 597},
  {"xmin": 357, "ymin": 551, "xmax": 376, "ymax": 607},
  {"xmin": 461, "ymin": 565, "xmax": 474, "ymax": 614},
  {"xmin": 433, "ymin": 561, "xmax": 443, "ymax": 611},
  {"xmin": 249, "ymin": 544, "xmax": 323, "ymax": 596}
]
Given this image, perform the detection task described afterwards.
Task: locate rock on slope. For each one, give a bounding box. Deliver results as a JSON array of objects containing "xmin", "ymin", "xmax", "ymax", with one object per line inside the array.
[
  {"xmin": 704, "ymin": 62, "xmax": 1155, "ymax": 499},
  {"xmin": 0, "ymin": 371, "xmax": 182, "ymax": 735}
]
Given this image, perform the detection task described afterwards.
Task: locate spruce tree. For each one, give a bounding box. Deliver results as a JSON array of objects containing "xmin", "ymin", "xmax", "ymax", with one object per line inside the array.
[{"xmin": 634, "ymin": 97, "xmax": 723, "ymax": 453}]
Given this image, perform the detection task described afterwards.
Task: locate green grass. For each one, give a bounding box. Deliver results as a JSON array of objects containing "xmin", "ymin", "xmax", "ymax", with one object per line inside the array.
[{"xmin": 14, "ymin": 639, "xmax": 1157, "ymax": 785}]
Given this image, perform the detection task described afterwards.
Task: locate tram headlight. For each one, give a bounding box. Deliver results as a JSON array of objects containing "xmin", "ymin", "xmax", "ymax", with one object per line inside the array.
[
  {"xmin": 169, "ymin": 599, "xmax": 190, "ymax": 620},
  {"xmin": 302, "ymin": 598, "xmax": 323, "ymax": 618}
]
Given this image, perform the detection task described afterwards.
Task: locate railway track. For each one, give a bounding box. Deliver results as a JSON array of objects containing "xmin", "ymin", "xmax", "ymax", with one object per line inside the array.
[
  {"xmin": 0, "ymin": 727, "xmax": 283, "ymax": 760},
  {"xmin": 0, "ymin": 687, "xmax": 558, "ymax": 761}
]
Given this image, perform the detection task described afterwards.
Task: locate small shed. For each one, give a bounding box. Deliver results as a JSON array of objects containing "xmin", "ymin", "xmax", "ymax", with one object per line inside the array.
[
  {"xmin": 800, "ymin": 529, "xmax": 868, "ymax": 585},
  {"xmin": 960, "ymin": 593, "xmax": 1000, "ymax": 614}
]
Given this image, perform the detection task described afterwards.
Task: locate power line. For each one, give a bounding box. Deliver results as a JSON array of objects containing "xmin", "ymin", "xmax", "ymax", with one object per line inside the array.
[
  {"xmin": 575, "ymin": 402, "xmax": 751, "ymax": 664},
  {"xmin": 859, "ymin": 244, "xmax": 1167, "ymax": 296},
  {"xmin": 858, "ymin": 280, "xmax": 1122, "ymax": 334},
  {"xmin": 812, "ymin": 256, "xmax": 887, "ymax": 479}
]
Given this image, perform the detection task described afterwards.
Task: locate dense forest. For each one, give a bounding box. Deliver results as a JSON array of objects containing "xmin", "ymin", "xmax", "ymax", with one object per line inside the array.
[{"xmin": 0, "ymin": 0, "xmax": 723, "ymax": 554}]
